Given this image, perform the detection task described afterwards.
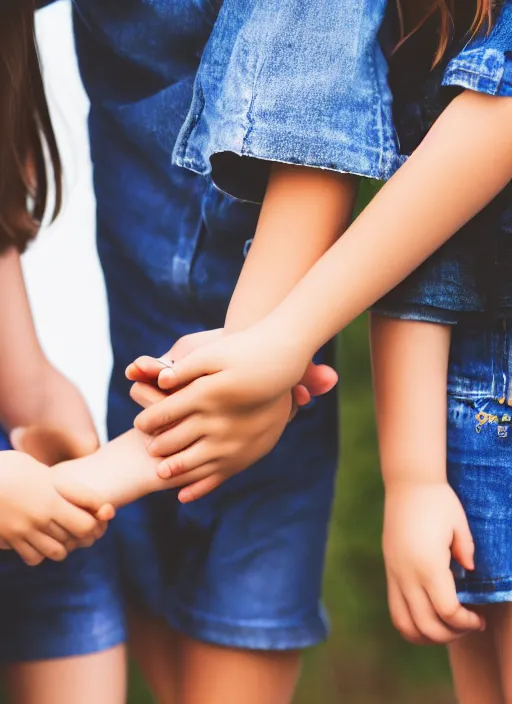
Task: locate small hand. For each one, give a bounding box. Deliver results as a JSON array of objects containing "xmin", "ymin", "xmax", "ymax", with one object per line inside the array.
[
  {"xmin": 126, "ymin": 328, "xmax": 337, "ymax": 411},
  {"xmin": 383, "ymin": 482, "xmax": 484, "ymax": 645},
  {"xmin": 0, "ymin": 451, "xmax": 112, "ymax": 566},
  {"xmin": 126, "ymin": 328, "xmax": 337, "ymax": 502}
]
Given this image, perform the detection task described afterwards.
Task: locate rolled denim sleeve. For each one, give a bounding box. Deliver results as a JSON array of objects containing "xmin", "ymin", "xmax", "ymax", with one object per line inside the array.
[
  {"xmin": 442, "ymin": 0, "xmax": 512, "ymax": 97},
  {"xmin": 174, "ymin": 0, "xmax": 401, "ymax": 202}
]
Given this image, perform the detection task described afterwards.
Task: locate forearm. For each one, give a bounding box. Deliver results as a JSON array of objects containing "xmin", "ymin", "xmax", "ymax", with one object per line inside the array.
[
  {"xmin": 0, "ymin": 249, "xmax": 48, "ymax": 428},
  {"xmin": 259, "ymin": 92, "xmax": 512, "ymax": 359},
  {"xmin": 225, "ymin": 164, "xmax": 357, "ymax": 332},
  {"xmin": 54, "ymin": 429, "xmax": 168, "ymax": 508},
  {"xmin": 370, "ymin": 315, "xmax": 450, "ymax": 487}
]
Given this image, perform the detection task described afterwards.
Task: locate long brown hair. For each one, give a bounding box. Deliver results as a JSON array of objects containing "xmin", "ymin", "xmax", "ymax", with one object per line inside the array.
[
  {"xmin": 0, "ymin": 0, "xmax": 62, "ymax": 253},
  {"xmin": 397, "ymin": 0, "xmax": 493, "ymax": 65}
]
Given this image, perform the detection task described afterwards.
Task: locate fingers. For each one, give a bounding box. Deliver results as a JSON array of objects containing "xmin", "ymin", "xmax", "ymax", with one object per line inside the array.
[
  {"xmin": 52, "ymin": 497, "xmax": 102, "ymax": 540},
  {"xmin": 47, "ymin": 520, "xmax": 74, "ymax": 546},
  {"xmin": 27, "ymin": 533, "xmax": 68, "ymax": 563},
  {"xmin": 73, "ymin": 521, "xmax": 108, "ymax": 549},
  {"xmin": 130, "ymin": 381, "xmax": 168, "ymax": 410},
  {"xmin": 427, "ymin": 574, "xmax": 484, "ymax": 633},
  {"xmin": 157, "ymin": 351, "xmax": 217, "ymax": 391},
  {"xmin": 452, "ymin": 513, "xmax": 476, "ymax": 572},
  {"xmin": 387, "ymin": 577, "xmax": 429, "ymax": 645},
  {"xmin": 404, "ymin": 585, "xmax": 468, "ymax": 644},
  {"xmin": 135, "ymin": 390, "xmax": 196, "ymax": 436},
  {"xmin": 178, "ymin": 472, "xmax": 224, "ymax": 504},
  {"xmin": 299, "ymin": 363, "xmax": 339, "ymax": 397},
  {"xmin": 292, "ymin": 385, "xmax": 312, "ymax": 408},
  {"xmin": 156, "ymin": 441, "xmax": 215, "ymax": 480},
  {"xmin": 146, "ymin": 418, "xmax": 202, "ymax": 459},
  {"xmin": 126, "ymin": 356, "xmax": 166, "ymax": 382},
  {"xmin": 55, "ymin": 480, "xmax": 115, "ymax": 520},
  {"xmin": 11, "ymin": 539, "xmax": 45, "ymax": 567}
]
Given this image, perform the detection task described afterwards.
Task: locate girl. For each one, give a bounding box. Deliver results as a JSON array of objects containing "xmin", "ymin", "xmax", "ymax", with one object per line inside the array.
[
  {"xmin": 49, "ymin": 0, "xmax": 406, "ymax": 702},
  {"xmin": 0, "ymin": 3, "xmax": 125, "ymax": 703},
  {"xmin": 129, "ymin": 0, "xmax": 512, "ymax": 671}
]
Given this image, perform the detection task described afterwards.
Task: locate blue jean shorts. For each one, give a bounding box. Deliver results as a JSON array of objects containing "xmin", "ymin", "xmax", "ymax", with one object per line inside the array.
[
  {"xmin": 448, "ymin": 319, "xmax": 512, "ymax": 603},
  {"xmin": 0, "ymin": 432, "xmax": 126, "ymax": 663}
]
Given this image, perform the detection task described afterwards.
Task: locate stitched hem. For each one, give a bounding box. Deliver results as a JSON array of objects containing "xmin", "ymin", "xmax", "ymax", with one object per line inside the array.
[{"xmin": 163, "ymin": 601, "xmax": 330, "ymax": 651}]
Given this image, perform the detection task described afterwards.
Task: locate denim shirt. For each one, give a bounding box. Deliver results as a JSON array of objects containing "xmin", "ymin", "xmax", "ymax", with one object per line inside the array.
[
  {"xmin": 375, "ymin": 0, "xmax": 512, "ymax": 324},
  {"xmin": 173, "ymin": 0, "xmax": 401, "ymax": 202}
]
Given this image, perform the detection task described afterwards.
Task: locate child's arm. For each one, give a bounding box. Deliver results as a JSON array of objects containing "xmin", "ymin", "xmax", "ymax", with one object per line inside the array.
[
  {"xmin": 131, "ymin": 91, "xmax": 512, "ymax": 501},
  {"xmin": 0, "ymin": 248, "xmax": 114, "ymax": 561},
  {"xmin": 53, "ymin": 429, "xmax": 178, "ymax": 509},
  {"xmin": 371, "ymin": 315, "xmax": 483, "ymax": 644},
  {"xmin": 0, "ymin": 248, "xmax": 98, "ymax": 462}
]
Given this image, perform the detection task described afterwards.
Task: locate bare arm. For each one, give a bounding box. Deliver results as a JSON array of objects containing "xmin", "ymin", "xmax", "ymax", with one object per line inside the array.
[
  {"xmin": 260, "ymin": 92, "xmax": 512, "ymax": 362},
  {"xmin": 371, "ymin": 316, "xmax": 449, "ymax": 488},
  {"xmin": 0, "ymin": 249, "xmax": 47, "ymax": 429},
  {"xmin": 225, "ymin": 165, "xmax": 357, "ymax": 331},
  {"xmin": 371, "ymin": 315, "xmax": 481, "ymax": 644}
]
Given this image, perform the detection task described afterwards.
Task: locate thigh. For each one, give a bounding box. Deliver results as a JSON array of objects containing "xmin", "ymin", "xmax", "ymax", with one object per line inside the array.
[
  {"xmin": 449, "ymin": 617, "xmax": 503, "ymax": 704},
  {"xmin": 3, "ymin": 647, "xmax": 126, "ymax": 704},
  {"xmin": 127, "ymin": 606, "xmax": 179, "ymax": 704},
  {"xmin": 179, "ymin": 636, "xmax": 300, "ymax": 704}
]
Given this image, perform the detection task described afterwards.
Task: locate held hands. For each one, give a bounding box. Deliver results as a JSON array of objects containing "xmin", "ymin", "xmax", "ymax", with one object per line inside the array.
[
  {"xmin": 0, "ymin": 451, "xmax": 113, "ymax": 566},
  {"xmin": 383, "ymin": 481, "xmax": 484, "ymax": 645},
  {"xmin": 0, "ymin": 364, "xmax": 115, "ymax": 565},
  {"xmin": 126, "ymin": 327, "xmax": 338, "ymax": 502}
]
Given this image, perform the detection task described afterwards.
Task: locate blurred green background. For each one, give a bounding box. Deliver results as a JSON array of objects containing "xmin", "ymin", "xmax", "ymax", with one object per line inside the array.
[{"xmin": 127, "ymin": 181, "xmax": 456, "ymax": 703}]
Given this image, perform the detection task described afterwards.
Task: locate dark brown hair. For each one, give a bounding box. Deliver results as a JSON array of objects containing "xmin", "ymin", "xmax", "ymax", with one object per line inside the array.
[
  {"xmin": 0, "ymin": 0, "xmax": 62, "ymax": 253},
  {"xmin": 397, "ymin": 0, "xmax": 493, "ymax": 65}
]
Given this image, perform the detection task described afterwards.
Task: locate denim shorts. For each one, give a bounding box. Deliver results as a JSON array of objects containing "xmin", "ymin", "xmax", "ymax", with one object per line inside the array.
[
  {"xmin": 0, "ymin": 432, "xmax": 126, "ymax": 663},
  {"xmin": 448, "ymin": 319, "xmax": 512, "ymax": 603}
]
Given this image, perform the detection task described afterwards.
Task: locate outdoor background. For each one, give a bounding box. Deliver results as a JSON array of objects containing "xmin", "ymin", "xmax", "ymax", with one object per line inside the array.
[{"xmin": 23, "ymin": 2, "xmax": 455, "ymax": 702}]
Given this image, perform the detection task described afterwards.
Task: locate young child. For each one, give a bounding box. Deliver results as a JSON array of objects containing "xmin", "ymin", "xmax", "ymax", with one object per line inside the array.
[
  {"xmin": 38, "ymin": 0, "xmax": 404, "ymax": 700},
  {"xmin": 0, "ymin": 4, "xmax": 125, "ymax": 702},
  {"xmin": 124, "ymin": 0, "xmax": 512, "ymax": 671}
]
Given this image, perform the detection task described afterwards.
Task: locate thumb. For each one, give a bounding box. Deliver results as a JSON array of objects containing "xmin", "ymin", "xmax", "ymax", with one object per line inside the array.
[
  {"xmin": 452, "ymin": 512, "xmax": 475, "ymax": 572},
  {"xmin": 55, "ymin": 479, "xmax": 115, "ymax": 521},
  {"xmin": 299, "ymin": 363, "xmax": 338, "ymax": 398},
  {"xmin": 158, "ymin": 349, "xmax": 219, "ymax": 391}
]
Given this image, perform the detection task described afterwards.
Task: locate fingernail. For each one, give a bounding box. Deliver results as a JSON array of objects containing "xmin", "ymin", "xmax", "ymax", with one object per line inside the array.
[
  {"xmin": 158, "ymin": 462, "xmax": 172, "ymax": 478},
  {"xmin": 159, "ymin": 369, "xmax": 176, "ymax": 383}
]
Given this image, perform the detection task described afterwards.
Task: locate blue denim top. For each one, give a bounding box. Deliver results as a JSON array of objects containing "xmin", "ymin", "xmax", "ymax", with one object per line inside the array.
[
  {"xmin": 39, "ymin": 0, "xmax": 401, "ymax": 200},
  {"xmin": 172, "ymin": 0, "xmax": 401, "ymax": 201},
  {"xmin": 375, "ymin": 0, "xmax": 512, "ymax": 324}
]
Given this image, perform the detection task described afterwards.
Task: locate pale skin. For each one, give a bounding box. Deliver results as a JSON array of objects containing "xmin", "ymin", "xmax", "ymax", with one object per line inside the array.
[
  {"xmin": 372, "ymin": 315, "xmax": 512, "ymax": 704},
  {"xmin": 0, "ymin": 248, "xmax": 125, "ymax": 704}
]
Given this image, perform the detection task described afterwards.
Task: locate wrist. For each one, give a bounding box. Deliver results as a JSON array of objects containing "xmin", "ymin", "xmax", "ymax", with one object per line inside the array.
[{"xmin": 384, "ymin": 476, "xmax": 449, "ymax": 492}]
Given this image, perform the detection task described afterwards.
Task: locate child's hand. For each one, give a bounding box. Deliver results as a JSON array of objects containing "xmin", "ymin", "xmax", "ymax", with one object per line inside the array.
[
  {"xmin": 0, "ymin": 451, "xmax": 112, "ymax": 566},
  {"xmin": 383, "ymin": 482, "xmax": 484, "ymax": 645},
  {"xmin": 129, "ymin": 326, "xmax": 336, "ymax": 502},
  {"xmin": 126, "ymin": 328, "xmax": 336, "ymax": 411}
]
